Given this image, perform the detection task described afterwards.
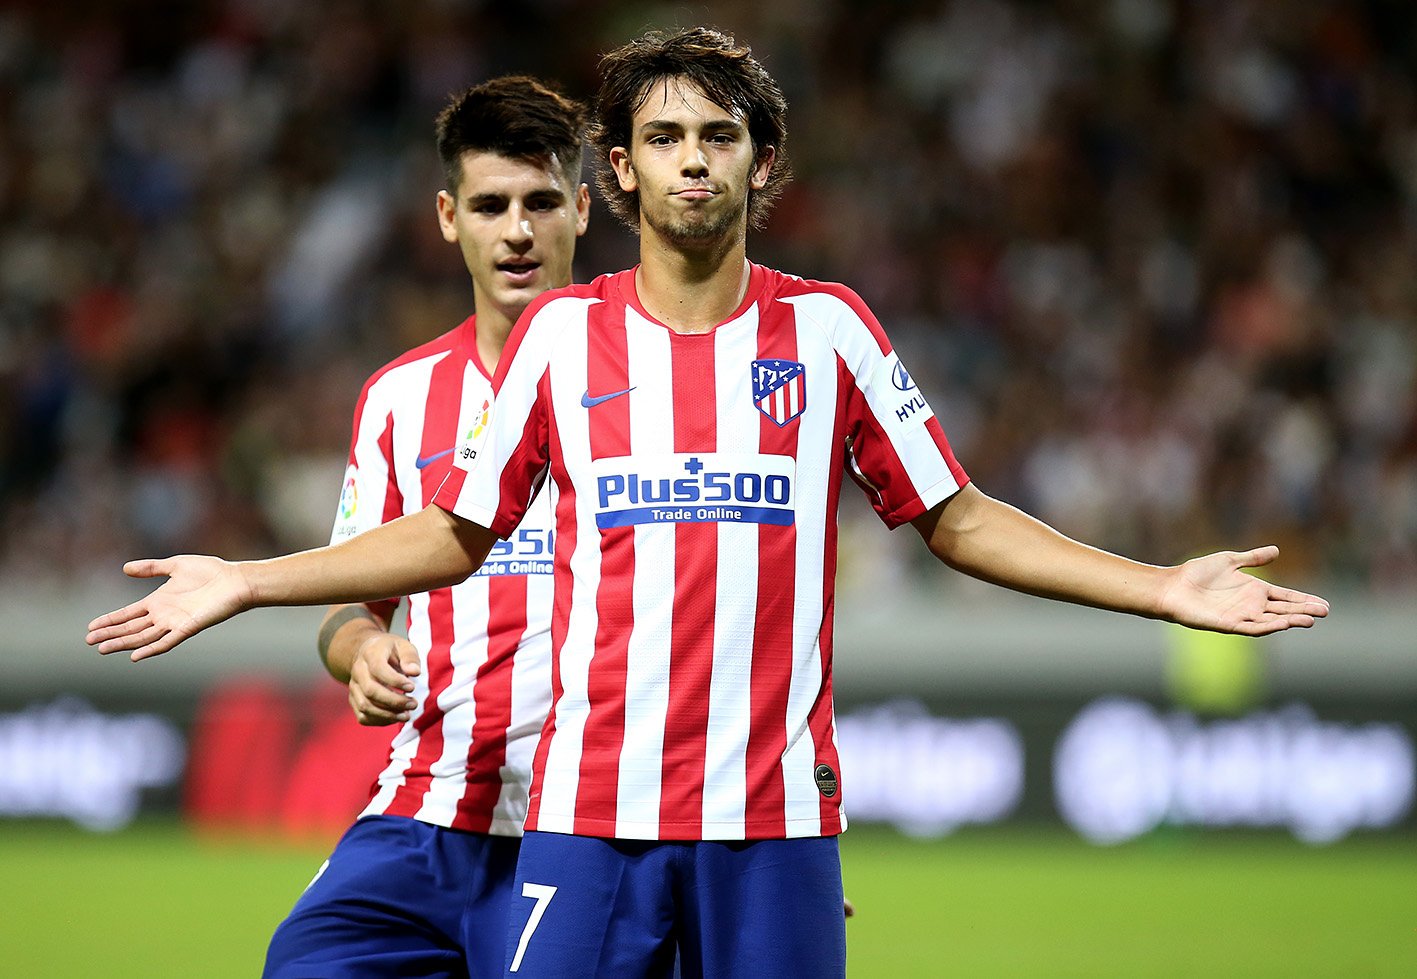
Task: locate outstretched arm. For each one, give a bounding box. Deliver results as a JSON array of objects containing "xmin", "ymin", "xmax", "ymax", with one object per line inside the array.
[
  {"xmin": 913, "ymin": 484, "xmax": 1329, "ymax": 635},
  {"xmin": 86, "ymin": 504, "xmax": 497, "ymax": 662}
]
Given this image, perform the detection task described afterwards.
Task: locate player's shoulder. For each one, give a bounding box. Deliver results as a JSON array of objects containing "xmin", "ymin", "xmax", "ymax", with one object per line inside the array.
[
  {"xmin": 762, "ymin": 267, "xmax": 884, "ymax": 337},
  {"xmin": 764, "ymin": 267, "xmax": 856, "ymax": 302},
  {"xmin": 520, "ymin": 275, "xmax": 615, "ymax": 328},
  {"xmin": 362, "ymin": 317, "xmax": 469, "ymax": 390}
]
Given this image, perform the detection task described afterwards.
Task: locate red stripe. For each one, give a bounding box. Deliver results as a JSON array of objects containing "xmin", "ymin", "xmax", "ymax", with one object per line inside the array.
[
  {"xmin": 359, "ymin": 414, "xmax": 402, "ymax": 624},
  {"xmin": 925, "ymin": 414, "xmax": 969, "ymax": 488},
  {"xmin": 376, "ymin": 415, "xmax": 402, "ymax": 526},
  {"xmin": 811, "ymin": 364, "xmax": 852, "ymax": 835},
  {"xmin": 455, "ymin": 574, "xmax": 526, "ymax": 831},
  {"xmin": 435, "ymin": 466, "xmax": 466, "ymax": 513},
  {"xmin": 494, "ymin": 390, "xmax": 550, "ymax": 538},
  {"xmin": 346, "ymin": 381, "xmax": 374, "ymax": 463},
  {"xmin": 744, "ymin": 303, "xmax": 798, "ymax": 837},
  {"xmin": 385, "ymin": 346, "xmax": 468, "ymax": 816},
  {"xmin": 573, "ymin": 295, "xmax": 634, "ymax": 834},
  {"xmin": 659, "ymin": 333, "xmax": 717, "ymax": 836}
]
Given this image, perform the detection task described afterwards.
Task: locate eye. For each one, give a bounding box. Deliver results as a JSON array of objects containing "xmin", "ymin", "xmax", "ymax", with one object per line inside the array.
[
  {"xmin": 648, "ymin": 134, "xmax": 675, "ymax": 147},
  {"xmin": 473, "ymin": 201, "xmax": 505, "ymax": 215}
]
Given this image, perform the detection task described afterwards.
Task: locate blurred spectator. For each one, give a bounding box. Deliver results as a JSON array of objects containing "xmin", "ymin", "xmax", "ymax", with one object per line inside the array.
[{"xmin": 1, "ymin": 0, "xmax": 1412, "ymax": 592}]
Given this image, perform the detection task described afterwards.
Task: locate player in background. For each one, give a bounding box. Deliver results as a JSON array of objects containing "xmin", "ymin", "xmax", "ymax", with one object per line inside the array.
[
  {"xmin": 88, "ymin": 28, "xmax": 1329, "ymax": 978},
  {"xmin": 261, "ymin": 75, "xmax": 589, "ymax": 978}
]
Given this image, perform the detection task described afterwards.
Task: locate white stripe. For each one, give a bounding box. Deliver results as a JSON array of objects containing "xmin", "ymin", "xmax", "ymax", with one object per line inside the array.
[
  {"xmin": 531, "ymin": 306, "xmax": 597, "ymax": 832},
  {"xmin": 336, "ymin": 354, "xmax": 441, "ymax": 543},
  {"xmin": 614, "ymin": 307, "xmax": 675, "ymax": 838},
  {"xmin": 781, "ymin": 302, "xmax": 839, "ymax": 837},
  {"xmin": 701, "ymin": 307, "xmax": 763, "ymax": 837}
]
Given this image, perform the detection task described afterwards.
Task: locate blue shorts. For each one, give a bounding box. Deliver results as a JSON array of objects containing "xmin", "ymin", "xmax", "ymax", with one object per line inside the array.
[
  {"xmin": 264, "ymin": 815, "xmax": 521, "ymax": 979},
  {"xmin": 505, "ymin": 831, "xmax": 845, "ymax": 979}
]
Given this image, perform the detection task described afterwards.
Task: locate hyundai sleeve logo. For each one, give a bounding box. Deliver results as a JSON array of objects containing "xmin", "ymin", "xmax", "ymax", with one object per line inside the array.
[{"xmin": 891, "ymin": 361, "xmax": 916, "ymax": 391}]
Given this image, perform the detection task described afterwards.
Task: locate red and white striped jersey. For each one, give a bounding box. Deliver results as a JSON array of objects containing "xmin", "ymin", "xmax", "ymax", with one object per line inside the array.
[
  {"xmin": 331, "ymin": 314, "xmax": 553, "ymax": 836},
  {"xmin": 434, "ymin": 266, "xmax": 969, "ymax": 841}
]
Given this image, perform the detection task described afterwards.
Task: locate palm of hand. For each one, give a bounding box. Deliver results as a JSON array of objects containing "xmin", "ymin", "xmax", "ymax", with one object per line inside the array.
[
  {"xmin": 86, "ymin": 554, "xmax": 248, "ymax": 660},
  {"xmin": 1159, "ymin": 546, "xmax": 1328, "ymax": 636},
  {"xmin": 147, "ymin": 557, "xmax": 240, "ymax": 631}
]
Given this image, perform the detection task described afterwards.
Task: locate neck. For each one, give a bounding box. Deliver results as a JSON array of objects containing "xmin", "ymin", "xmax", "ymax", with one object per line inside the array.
[
  {"xmin": 634, "ymin": 220, "xmax": 751, "ymax": 334},
  {"xmin": 471, "ymin": 300, "xmax": 516, "ymax": 374}
]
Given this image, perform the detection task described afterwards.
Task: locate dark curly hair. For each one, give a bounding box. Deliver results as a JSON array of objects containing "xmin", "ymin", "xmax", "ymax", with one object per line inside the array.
[
  {"xmin": 435, "ymin": 75, "xmax": 587, "ymax": 198},
  {"xmin": 589, "ymin": 27, "xmax": 792, "ymax": 231}
]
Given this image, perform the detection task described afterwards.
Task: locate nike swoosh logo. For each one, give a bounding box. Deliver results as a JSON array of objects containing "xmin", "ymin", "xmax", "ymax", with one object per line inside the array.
[
  {"xmin": 414, "ymin": 447, "xmax": 455, "ymax": 470},
  {"xmin": 580, "ymin": 386, "xmax": 636, "ymax": 408}
]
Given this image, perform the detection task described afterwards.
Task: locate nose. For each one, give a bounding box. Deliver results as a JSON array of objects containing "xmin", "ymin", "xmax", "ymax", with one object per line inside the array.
[
  {"xmin": 680, "ymin": 138, "xmax": 709, "ymax": 178},
  {"xmin": 504, "ymin": 205, "xmax": 533, "ymax": 249}
]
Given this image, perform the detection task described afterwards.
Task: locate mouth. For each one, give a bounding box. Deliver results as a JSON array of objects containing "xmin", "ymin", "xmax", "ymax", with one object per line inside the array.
[
  {"xmin": 672, "ymin": 186, "xmax": 717, "ymax": 201},
  {"xmin": 496, "ymin": 260, "xmax": 541, "ymax": 286}
]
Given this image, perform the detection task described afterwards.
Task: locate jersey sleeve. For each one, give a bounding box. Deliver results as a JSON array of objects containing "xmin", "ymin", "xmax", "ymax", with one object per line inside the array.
[
  {"xmin": 817, "ymin": 285, "xmax": 970, "ymax": 528},
  {"xmin": 330, "ymin": 376, "xmax": 404, "ymax": 620},
  {"xmin": 432, "ymin": 296, "xmax": 574, "ymax": 537}
]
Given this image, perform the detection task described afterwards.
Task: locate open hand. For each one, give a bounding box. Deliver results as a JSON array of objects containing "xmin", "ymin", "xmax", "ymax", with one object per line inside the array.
[
  {"xmin": 85, "ymin": 556, "xmax": 253, "ymax": 661},
  {"xmin": 1158, "ymin": 546, "xmax": 1329, "ymax": 635}
]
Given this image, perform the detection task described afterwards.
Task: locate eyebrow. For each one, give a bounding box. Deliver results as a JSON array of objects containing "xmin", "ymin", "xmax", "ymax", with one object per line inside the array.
[
  {"xmin": 464, "ymin": 188, "xmax": 566, "ymax": 207},
  {"xmin": 639, "ymin": 117, "xmax": 746, "ymax": 136}
]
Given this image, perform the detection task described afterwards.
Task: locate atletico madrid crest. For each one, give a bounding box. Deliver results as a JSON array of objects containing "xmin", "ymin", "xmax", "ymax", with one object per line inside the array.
[{"xmin": 751, "ymin": 358, "xmax": 807, "ymax": 426}]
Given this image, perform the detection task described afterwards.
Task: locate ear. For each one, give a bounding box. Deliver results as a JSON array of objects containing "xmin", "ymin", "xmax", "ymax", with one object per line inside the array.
[
  {"xmin": 575, "ymin": 183, "xmax": 591, "ymax": 236},
  {"xmin": 436, "ymin": 189, "xmax": 459, "ymax": 243},
  {"xmin": 609, "ymin": 146, "xmax": 637, "ymax": 193},
  {"xmin": 750, "ymin": 145, "xmax": 776, "ymax": 191}
]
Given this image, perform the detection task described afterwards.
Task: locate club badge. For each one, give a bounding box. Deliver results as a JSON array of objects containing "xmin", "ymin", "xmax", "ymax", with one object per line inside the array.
[{"xmin": 751, "ymin": 358, "xmax": 806, "ymax": 426}]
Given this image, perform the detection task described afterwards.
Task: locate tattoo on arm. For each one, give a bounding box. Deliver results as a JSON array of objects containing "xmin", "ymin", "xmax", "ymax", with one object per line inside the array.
[{"xmin": 317, "ymin": 605, "xmax": 380, "ymax": 668}]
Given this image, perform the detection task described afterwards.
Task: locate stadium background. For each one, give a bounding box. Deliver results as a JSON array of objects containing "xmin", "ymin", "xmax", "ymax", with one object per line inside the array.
[{"xmin": 0, "ymin": 0, "xmax": 1413, "ymax": 975}]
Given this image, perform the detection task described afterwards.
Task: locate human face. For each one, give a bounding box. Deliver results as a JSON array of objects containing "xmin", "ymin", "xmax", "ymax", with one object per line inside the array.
[
  {"xmin": 609, "ymin": 77, "xmax": 773, "ymax": 245},
  {"xmin": 437, "ymin": 151, "xmax": 590, "ymax": 326}
]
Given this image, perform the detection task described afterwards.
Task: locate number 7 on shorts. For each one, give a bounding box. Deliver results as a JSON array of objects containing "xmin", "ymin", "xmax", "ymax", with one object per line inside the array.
[{"xmin": 509, "ymin": 882, "xmax": 557, "ymax": 973}]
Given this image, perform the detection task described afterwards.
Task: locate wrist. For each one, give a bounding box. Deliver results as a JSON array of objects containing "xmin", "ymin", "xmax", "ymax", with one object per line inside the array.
[
  {"xmin": 1150, "ymin": 564, "xmax": 1184, "ymax": 622},
  {"xmin": 318, "ymin": 606, "xmax": 382, "ymax": 680},
  {"xmin": 234, "ymin": 560, "xmax": 266, "ymax": 611}
]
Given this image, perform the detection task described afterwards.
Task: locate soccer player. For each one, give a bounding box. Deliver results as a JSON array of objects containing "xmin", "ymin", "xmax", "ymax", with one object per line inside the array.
[
  {"xmin": 261, "ymin": 76, "xmax": 589, "ymax": 977},
  {"xmin": 88, "ymin": 28, "xmax": 1329, "ymax": 978}
]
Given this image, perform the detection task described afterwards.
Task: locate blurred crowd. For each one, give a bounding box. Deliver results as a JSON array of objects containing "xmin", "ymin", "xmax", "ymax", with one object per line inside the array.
[{"xmin": 1, "ymin": 0, "xmax": 1413, "ymax": 593}]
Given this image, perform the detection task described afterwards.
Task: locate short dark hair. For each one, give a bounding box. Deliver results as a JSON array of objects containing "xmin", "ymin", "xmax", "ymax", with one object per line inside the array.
[
  {"xmin": 435, "ymin": 75, "xmax": 587, "ymax": 198},
  {"xmin": 589, "ymin": 27, "xmax": 792, "ymax": 231}
]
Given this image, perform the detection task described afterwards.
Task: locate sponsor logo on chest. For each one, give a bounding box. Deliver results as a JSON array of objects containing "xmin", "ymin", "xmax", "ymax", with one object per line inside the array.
[{"xmin": 592, "ymin": 453, "xmax": 796, "ymax": 529}]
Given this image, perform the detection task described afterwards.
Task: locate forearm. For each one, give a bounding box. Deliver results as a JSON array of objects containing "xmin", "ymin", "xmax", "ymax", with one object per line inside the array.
[
  {"xmin": 244, "ymin": 505, "xmax": 492, "ymax": 609},
  {"xmin": 915, "ymin": 485, "xmax": 1172, "ymax": 619}
]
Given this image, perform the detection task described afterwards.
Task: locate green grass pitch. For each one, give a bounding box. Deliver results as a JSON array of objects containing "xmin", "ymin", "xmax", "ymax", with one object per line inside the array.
[{"xmin": 1, "ymin": 821, "xmax": 1412, "ymax": 977}]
